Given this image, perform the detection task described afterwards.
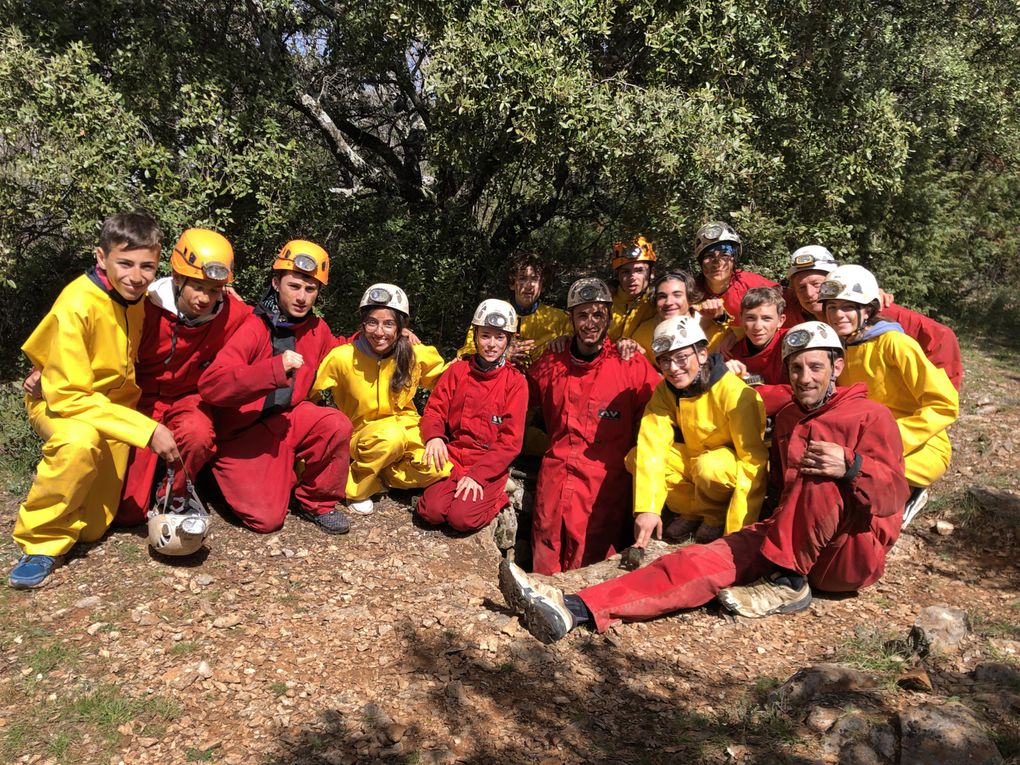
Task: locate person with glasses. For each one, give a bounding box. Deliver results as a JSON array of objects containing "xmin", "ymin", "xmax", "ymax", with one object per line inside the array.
[
  {"xmin": 693, "ymin": 221, "xmax": 778, "ymax": 324},
  {"xmin": 116, "ymin": 229, "xmax": 252, "ymax": 526},
  {"xmin": 198, "ymin": 241, "xmax": 354, "ymax": 535},
  {"xmin": 415, "ymin": 300, "xmax": 528, "ymax": 534},
  {"xmin": 784, "ymin": 246, "xmax": 962, "ymax": 391},
  {"xmin": 628, "ymin": 315, "xmax": 768, "ymax": 547},
  {"xmin": 525, "ymin": 278, "xmax": 659, "ymax": 574},
  {"xmin": 498, "ymin": 322, "xmax": 909, "ymax": 643},
  {"xmin": 311, "ymin": 283, "xmax": 449, "ymax": 516},
  {"xmin": 820, "ymin": 265, "xmax": 958, "ymax": 527}
]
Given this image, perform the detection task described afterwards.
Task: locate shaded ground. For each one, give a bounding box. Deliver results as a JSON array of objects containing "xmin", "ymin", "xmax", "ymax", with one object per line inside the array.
[{"xmin": 1, "ymin": 338, "xmax": 1018, "ymax": 765}]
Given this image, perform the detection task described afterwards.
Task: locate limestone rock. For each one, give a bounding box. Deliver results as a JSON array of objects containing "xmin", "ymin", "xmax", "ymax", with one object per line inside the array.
[
  {"xmin": 769, "ymin": 664, "xmax": 879, "ymax": 708},
  {"xmin": 899, "ymin": 702, "xmax": 1003, "ymax": 765},
  {"xmin": 909, "ymin": 606, "xmax": 970, "ymax": 654}
]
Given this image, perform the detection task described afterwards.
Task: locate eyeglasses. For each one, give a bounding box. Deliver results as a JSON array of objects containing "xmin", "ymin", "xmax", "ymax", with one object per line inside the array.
[
  {"xmin": 658, "ymin": 350, "xmax": 697, "ymax": 369},
  {"xmin": 363, "ymin": 318, "xmax": 398, "ymax": 331}
]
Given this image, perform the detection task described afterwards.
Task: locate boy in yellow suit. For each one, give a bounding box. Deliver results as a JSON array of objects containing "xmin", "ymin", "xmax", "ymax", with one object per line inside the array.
[{"xmin": 10, "ymin": 211, "xmax": 180, "ymax": 589}]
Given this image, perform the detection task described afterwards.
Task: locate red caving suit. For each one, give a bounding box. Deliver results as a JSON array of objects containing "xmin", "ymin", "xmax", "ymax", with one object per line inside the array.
[
  {"xmin": 527, "ymin": 338, "xmax": 659, "ymax": 574},
  {"xmin": 695, "ymin": 269, "xmax": 779, "ymax": 322},
  {"xmin": 415, "ymin": 356, "xmax": 528, "ymax": 531},
  {"xmin": 723, "ymin": 328, "xmax": 789, "ymax": 386},
  {"xmin": 577, "ymin": 383, "xmax": 909, "ymax": 632},
  {"xmin": 117, "ymin": 279, "xmax": 252, "ymax": 525},
  {"xmin": 198, "ymin": 299, "xmax": 352, "ymax": 532}
]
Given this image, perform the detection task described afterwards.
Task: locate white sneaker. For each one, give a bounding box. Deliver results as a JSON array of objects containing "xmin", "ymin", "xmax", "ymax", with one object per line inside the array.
[
  {"xmin": 901, "ymin": 487, "xmax": 929, "ymax": 529},
  {"xmin": 348, "ymin": 497, "xmax": 375, "ymax": 515}
]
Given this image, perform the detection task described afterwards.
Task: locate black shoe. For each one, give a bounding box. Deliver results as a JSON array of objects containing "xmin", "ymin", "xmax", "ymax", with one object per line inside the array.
[{"xmin": 308, "ymin": 508, "xmax": 351, "ymax": 535}]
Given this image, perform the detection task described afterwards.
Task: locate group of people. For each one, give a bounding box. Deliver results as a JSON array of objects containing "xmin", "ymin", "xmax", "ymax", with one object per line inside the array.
[{"xmin": 8, "ymin": 210, "xmax": 961, "ymax": 650}]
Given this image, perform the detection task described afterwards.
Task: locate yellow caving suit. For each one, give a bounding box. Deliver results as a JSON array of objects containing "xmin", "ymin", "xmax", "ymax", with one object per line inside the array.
[
  {"xmin": 632, "ymin": 311, "xmax": 727, "ymax": 366},
  {"xmin": 457, "ymin": 302, "xmax": 571, "ymax": 456},
  {"xmin": 608, "ymin": 288, "xmax": 656, "ymax": 342},
  {"xmin": 311, "ymin": 339, "xmax": 451, "ymax": 500},
  {"xmin": 839, "ymin": 326, "xmax": 958, "ymax": 487},
  {"xmin": 627, "ymin": 354, "xmax": 768, "ymax": 533},
  {"xmin": 15, "ymin": 272, "xmax": 157, "ymax": 556}
]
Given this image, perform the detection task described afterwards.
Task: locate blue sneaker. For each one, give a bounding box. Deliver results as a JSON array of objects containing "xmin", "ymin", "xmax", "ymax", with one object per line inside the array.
[{"xmin": 9, "ymin": 555, "xmax": 61, "ymax": 589}]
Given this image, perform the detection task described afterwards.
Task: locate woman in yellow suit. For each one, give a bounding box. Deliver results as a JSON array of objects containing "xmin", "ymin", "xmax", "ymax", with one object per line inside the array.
[
  {"xmin": 311, "ymin": 284, "xmax": 450, "ymax": 515},
  {"xmin": 820, "ymin": 265, "xmax": 958, "ymax": 526},
  {"xmin": 628, "ymin": 315, "xmax": 768, "ymax": 546}
]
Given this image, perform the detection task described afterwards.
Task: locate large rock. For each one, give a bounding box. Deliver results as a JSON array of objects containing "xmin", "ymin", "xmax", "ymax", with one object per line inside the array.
[
  {"xmin": 909, "ymin": 606, "xmax": 971, "ymax": 654},
  {"xmin": 769, "ymin": 664, "xmax": 879, "ymax": 708},
  {"xmin": 899, "ymin": 702, "xmax": 1003, "ymax": 765}
]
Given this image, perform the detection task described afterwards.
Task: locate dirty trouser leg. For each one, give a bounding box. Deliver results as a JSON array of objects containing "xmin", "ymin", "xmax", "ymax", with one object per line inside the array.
[
  {"xmin": 288, "ymin": 402, "xmax": 352, "ymax": 515},
  {"xmin": 14, "ymin": 397, "xmax": 128, "ymax": 556},
  {"xmin": 415, "ymin": 472, "xmax": 507, "ymax": 532},
  {"xmin": 759, "ymin": 478, "xmax": 895, "ymax": 593},
  {"xmin": 577, "ymin": 526, "xmax": 772, "ymax": 632},
  {"xmin": 346, "ymin": 419, "xmax": 407, "ymax": 501}
]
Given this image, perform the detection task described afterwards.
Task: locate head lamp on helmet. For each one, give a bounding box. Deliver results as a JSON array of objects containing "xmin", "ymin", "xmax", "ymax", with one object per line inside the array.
[
  {"xmin": 651, "ymin": 315, "xmax": 708, "ymax": 357},
  {"xmin": 611, "ymin": 235, "xmax": 657, "ymax": 270},
  {"xmin": 171, "ymin": 228, "xmax": 235, "ymax": 284},
  {"xmin": 787, "ymin": 245, "xmax": 838, "ymax": 278},
  {"xmin": 694, "ymin": 221, "xmax": 742, "ymax": 262},
  {"xmin": 819, "ymin": 264, "xmax": 880, "ymax": 306},
  {"xmin": 781, "ymin": 321, "xmax": 844, "ymax": 360},
  {"xmin": 471, "ymin": 299, "xmax": 519, "ymax": 333},
  {"xmin": 359, "ymin": 282, "xmax": 410, "ymax": 316},
  {"xmin": 273, "ymin": 239, "xmax": 330, "ymax": 286},
  {"xmin": 566, "ymin": 277, "xmax": 613, "ymax": 309}
]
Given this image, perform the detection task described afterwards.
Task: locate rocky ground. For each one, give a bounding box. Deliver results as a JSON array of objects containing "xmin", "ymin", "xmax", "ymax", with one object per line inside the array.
[{"xmin": 2, "ymin": 338, "xmax": 1019, "ymax": 765}]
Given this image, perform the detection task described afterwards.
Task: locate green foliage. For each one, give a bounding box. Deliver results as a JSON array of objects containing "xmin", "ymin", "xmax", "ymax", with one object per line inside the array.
[{"xmin": 1, "ymin": 1, "xmax": 1018, "ymax": 350}]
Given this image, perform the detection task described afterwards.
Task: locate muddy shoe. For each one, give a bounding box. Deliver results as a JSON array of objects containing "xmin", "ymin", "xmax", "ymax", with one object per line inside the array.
[
  {"xmin": 498, "ymin": 559, "xmax": 575, "ymax": 642},
  {"xmin": 492, "ymin": 505, "xmax": 518, "ymax": 550},
  {"xmin": 309, "ymin": 508, "xmax": 352, "ymax": 535},
  {"xmin": 693, "ymin": 523, "xmax": 724, "ymax": 544},
  {"xmin": 664, "ymin": 516, "xmax": 702, "ymax": 541},
  {"xmin": 717, "ymin": 572, "xmax": 812, "ymax": 618}
]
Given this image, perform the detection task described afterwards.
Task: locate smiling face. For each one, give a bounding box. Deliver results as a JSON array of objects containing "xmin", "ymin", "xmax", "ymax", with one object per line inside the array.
[
  {"xmin": 616, "ymin": 262, "xmax": 652, "ymax": 298},
  {"xmin": 474, "ymin": 325, "xmax": 511, "ymax": 363},
  {"xmin": 824, "ymin": 299, "xmax": 864, "ymax": 339},
  {"xmin": 510, "ymin": 266, "xmax": 542, "ymax": 311},
  {"xmin": 787, "ymin": 348, "xmax": 844, "ymax": 410},
  {"xmin": 741, "ymin": 302, "xmax": 784, "ymax": 349},
  {"xmin": 792, "ymin": 271, "xmax": 829, "ymax": 319},
  {"xmin": 273, "ymin": 271, "xmax": 321, "ymax": 319},
  {"xmin": 174, "ymin": 275, "xmax": 225, "ymax": 320},
  {"xmin": 569, "ymin": 302, "xmax": 611, "ymax": 352},
  {"xmin": 657, "ymin": 345, "xmax": 708, "ymax": 389},
  {"xmin": 362, "ymin": 307, "xmax": 400, "ymax": 354},
  {"xmin": 653, "ymin": 277, "xmax": 691, "ymax": 320},
  {"xmin": 95, "ymin": 243, "xmax": 161, "ymax": 302},
  {"xmin": 699, "ymin": 248, "xmax": 734, "ymax": 289}
]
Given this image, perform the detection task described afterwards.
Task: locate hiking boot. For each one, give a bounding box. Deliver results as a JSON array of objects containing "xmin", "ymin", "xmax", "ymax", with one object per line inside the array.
[
  {"xmin": 498, "ymin": 560, "xmax": 574, "ymax": 643},
  {"xmin": 693, "ymin": 523, "xmax": 724, "ymax": 544},
  {"xmin": 717, "ymin": 571, "xmax": 812, "ymax": 618},
  {"xmin": 901, "ymin": 487, "xmax": 929, "ymax": 529},
  {"xmin": 308, "ymin": 508, "xmax": 351, "ymax": 535},
  {"xmin": 664, "ymin": 516, "xmax": 702, "ymax": 541},
  {"xmin": 492, "ymin": 505, "xmax": 518, "ymax": 550},
  {"xmin": 9, "ymin": 555, "xmax": 62, "ymax": 589},
  {"xmin": 347, "ymin": 498, "xmax": 375, "ymax": 516}
]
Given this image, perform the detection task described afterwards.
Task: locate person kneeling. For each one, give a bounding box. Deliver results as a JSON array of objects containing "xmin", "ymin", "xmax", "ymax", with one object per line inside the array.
[
  {"xmin": 499, "ymin": 321, "xmax": 909, "ymax": 643},
  {"xmin": 415, "ymin": 300, "xmax": 528, "ymax": 532}
]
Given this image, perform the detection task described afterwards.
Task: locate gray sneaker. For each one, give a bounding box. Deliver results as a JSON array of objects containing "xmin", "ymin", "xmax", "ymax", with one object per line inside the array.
[
  {"xmin": 717, "ymin": 572, "xmax": 812, "ymax": 618},
  {"xmin": 497, "ymin": 560, "xmax": 574, "ymax": 643}
]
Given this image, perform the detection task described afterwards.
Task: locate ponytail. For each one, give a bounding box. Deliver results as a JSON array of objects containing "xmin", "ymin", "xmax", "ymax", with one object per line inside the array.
[{"xmin": 389, "ymin": 313, "xmax": 415, "ymax": 394}]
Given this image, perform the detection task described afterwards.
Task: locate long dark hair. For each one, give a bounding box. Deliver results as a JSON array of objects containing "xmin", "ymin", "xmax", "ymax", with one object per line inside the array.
[{"xmin": 361, "ymin": 306, "xmax": 415, "ymax": 394}]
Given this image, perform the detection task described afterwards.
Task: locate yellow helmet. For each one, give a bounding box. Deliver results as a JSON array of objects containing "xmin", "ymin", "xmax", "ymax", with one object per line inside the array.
[
  {"xmin": 273, "ymin": 240, "xmax": 330, "ymax": 286},
  {"xmin": 171, "ymin": 229, "xmax": 235, "ymax": 283},
  {"xmin": 611, "ymin": 235, "xmax": 657, "ymax": 271}
]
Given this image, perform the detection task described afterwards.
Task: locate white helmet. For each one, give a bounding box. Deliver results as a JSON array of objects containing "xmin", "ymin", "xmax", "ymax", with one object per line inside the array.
[
  {"xmin": 360, "ymin": 283, "xmax": 410, "ymax": 316},
  {"xmin": 147, "ymin": 475, "xmax": 211, "ymax": 557},
  {"xmin": 651, "ymin": 315, "xmax": 708, "ymax": 357},
  {"xmin": 566, "ymin": 277, "xmax": 613, "ymax": 309},
  {"xmin": 787, "ymin": 245, "xmax": 838, "ymax": 278},
  {"xmin": 782, "ymin": 321, "xmax": 844, "ymax": 360},
  {"xmin": 471, "ymin": 299, "xmax": 518, "ymax": 333},
  {"xmin": 694, "ymin": 221, "xmax": 742, "ymax": 261},
  {"xmin": 819, "ymin": 264, "xmax": 880, "ymax": 306}
]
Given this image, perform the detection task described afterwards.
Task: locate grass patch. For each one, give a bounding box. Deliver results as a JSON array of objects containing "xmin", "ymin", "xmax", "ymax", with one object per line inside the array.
[
  {"xmin": 186, "ymin": 745, "xmax": 218, "ymax": 761},
  {"xmin": 117, "ymin": 542, "xmax": 144, "ymax": 563},
  {"xmin": 972, "ymin": 613, "xmax": 1020, "ymax": 641},
  {"xmin": 833, "ymin": 626, "xmax": 908, "ymax": 675},
  {"xmin": 270, "ymin": 681, "xmax": 288, "ymax": 696},
  {"xmin": 170, "ymin": 641, "xmax": 199, "ymax": 655},
  {"xmin": 28, "ymin": 641, "xmax": 70, "ymax": 674},
  {"xmin": 0, "ymin": 380, "xmax": 40, "ymax": 497}
]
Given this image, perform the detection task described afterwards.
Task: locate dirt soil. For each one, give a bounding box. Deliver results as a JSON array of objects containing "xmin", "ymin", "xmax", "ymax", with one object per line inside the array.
[{"xmin": 2, "ymin": 340, "xmax": 1019, "ymax": 765}]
